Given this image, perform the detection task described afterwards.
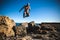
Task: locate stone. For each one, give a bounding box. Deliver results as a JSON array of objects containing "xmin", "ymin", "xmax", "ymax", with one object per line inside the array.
[
  {"xmin": 28, "ymin": 21, "xmax": 35, "ymax": 27},
  {"xmin": 16, "ymin": 36, "xmax": 32, "ymax": 40},
  {"xmin": 22, "ymin": 36, "xmax": 32, "ymax": 40},
  {"xmin": 0, "ymin": 16, "xmax": 16, "ymax": 37},
  {"xmin": 21, "ymin": 22, "xmax": 28, "ymax": 27},
  {"xmin": 15, "ymin": 25, "xmax": 27, "ymax": 37}
]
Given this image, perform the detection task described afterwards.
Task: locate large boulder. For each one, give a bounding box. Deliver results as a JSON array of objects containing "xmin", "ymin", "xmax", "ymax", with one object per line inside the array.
[
  {"xmin": 28, "ymin": 21, "xmax": 35, "ymax": 27},
  {"xmin": 0, "ymin": 16, "xmax": 16, "ymax": 37},
  {"xmin": 15, "ymin": 25, "xmax": 27, "ymax": 36},
  {"xmin": 21, "ymin": 22, "xmax": 28, "ymax": 27}
]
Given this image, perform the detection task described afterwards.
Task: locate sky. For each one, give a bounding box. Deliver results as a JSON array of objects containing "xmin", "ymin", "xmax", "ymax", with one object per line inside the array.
[{"xmin": 0, "ymin": 0, "xmax": 60, "ymax": 23}]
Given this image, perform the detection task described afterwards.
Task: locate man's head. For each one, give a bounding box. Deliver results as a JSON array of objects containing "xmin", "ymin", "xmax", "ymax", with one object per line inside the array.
[{"xmin": 27, "ymin": 3, "xmax": 30, "ymax": 6}]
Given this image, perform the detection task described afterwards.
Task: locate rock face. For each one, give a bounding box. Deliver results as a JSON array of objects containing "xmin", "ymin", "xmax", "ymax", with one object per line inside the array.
[{"xmin": 0, "ymin": 16, "xmax": 16, "ymax": 37}]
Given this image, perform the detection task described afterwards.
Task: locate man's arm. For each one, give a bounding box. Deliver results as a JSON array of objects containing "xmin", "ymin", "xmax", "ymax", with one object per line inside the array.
[{"xmin": 19, "ymin": 5, "xmax": 25, "ymax": 12}]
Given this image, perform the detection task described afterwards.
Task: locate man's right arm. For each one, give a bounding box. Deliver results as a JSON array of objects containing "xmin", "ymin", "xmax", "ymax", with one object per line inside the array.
[{"xmin": 19, "ymin": 5, "xmax": 25, "ymax": 12}]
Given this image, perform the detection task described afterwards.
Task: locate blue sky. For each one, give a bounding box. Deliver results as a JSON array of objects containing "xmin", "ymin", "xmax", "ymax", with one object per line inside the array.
[{"xmin": 0, "ymin": 0, "xmax": 60, "ymax": 23}]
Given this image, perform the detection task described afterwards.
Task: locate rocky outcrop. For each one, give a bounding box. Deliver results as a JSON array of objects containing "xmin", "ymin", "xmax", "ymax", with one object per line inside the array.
[
  {"xmin": 26, "ymin": 22, "xmax": 60, "ymax": 40},
  {"xmin": 30, "ymin": 23, "xmax": 60, "ymax": 40},
  {"xmin": 0, "ymin": 16, "xmax": 16, "ymax": 37},
  {"xmin": 0, "ymin": 16, "xmax": 60, "ymax": 40}
]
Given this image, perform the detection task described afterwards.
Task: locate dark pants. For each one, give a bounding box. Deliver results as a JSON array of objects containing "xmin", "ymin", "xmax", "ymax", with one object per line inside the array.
[{"xmin": 23, "ymin": 13, "xmax": 29, "ymax": 18}]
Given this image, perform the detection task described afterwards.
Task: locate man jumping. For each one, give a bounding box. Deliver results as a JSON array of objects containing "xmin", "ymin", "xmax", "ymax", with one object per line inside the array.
[{"xmin": 19, "ymin": 3, "xmax": 31, "ymax": 18}]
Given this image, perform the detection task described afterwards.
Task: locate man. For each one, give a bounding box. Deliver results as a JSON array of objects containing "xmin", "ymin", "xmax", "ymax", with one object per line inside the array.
[{"xmin": 19, "ymin": 3, "xmax": 31, "ymax": 18}]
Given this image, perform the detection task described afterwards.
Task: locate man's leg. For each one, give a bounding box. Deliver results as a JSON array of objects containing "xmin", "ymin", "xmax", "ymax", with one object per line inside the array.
[
  {"xmin": 23, "ymin": 12, "xmax": 26, "ymax": 18},
  {"xmin": 26, "ymin": 13, "xmax": 30, "ymax": 17}
]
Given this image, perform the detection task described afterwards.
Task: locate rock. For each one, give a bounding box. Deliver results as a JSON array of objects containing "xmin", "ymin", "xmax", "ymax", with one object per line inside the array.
[
  {"xmin": 27, "ymin": 21, "xmax": 42, "ymax": 34},
  {"xmin": 41, "ymin": 24, "xmax": 56, "ymax": 32},
  {"xmin": 0, "ymin": 16, "xmax": 16, "ymax": 37},
  {"xmin": 21, "ymin": 22, "xmax": 28, "ymax": 27},
  {"xmin": 0, "ymin": 25, "xmax": 15, "ymax": 37},
  {"xmin": 16, "ymin": 36, "xmax": 32, "ymax": 40},
  {"xmin": 28, "ymin": 21, "xmax": 35, "ymax": 27},
  {"xmin": 22, "ymin": 36, "xmax": 32, "ymax": 40},
  {"xmin": 6, "ymin": 29, "xmax": 15, "ymax": 37},
  {"xmin": 27, "ymin": 26, "xmax": 41, "ymax": 34},
  {"xmin": 0, "ymin": 33, "xmax": 5, "ymax": 40},
  {"xmin": 0, "ymin": 16, "xmax": 16, "ymax": 28},
  {"xmin": 41, "ymin": 23, "xmax": 56, "ymax": 29},
  {"xmin": 0, "ymin": 17, "xmax": 59, "ymax": 40},
  {"xmin": 40, "ymin": 30, "xmax": 49, "ymax": 34},
  {"xmin": 15, "ymin": 25, "xmax": 27, "ymax": 37}
]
